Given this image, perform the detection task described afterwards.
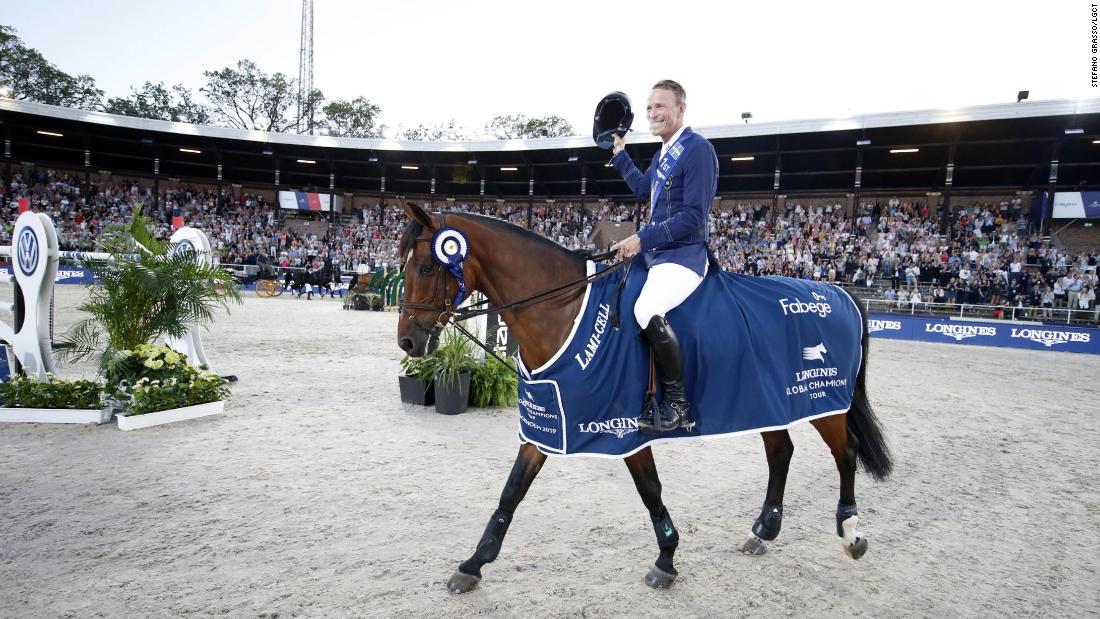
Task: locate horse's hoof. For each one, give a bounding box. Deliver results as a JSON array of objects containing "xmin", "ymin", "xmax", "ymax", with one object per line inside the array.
[
  {"xmin": 447, "ymin": 570, "xmax": 481, "ymax": 594},
  {"xmin": 643, "ymin": 565, "xmax": 677, "ymax": 589},
  {"xmin": 736, "ymin": 534, "xmax": 768, "ymax": 556},
  {"xmin": 843, "ymin": 536, "xmax": 868, "ymax": 560}
]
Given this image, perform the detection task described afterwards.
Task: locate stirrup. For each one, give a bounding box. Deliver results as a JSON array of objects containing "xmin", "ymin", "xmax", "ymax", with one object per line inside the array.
[{"xmin": 638, "ymin": 398, "xmax": 693, "ymax": 434}]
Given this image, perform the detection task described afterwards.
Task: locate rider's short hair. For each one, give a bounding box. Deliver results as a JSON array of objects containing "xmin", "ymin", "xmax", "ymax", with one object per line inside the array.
[{"xmin": 652, "ymin": 80, "xmax": 686, "ymax": 104}]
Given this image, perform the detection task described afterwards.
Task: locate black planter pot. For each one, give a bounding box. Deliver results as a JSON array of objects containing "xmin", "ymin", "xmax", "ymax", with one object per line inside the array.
[
  {"xmin": 434, "ymin": 371, "xmax": 471, "ymax": 415},
  {"xmin": 398, "ymin": 374, "xmax": 435, "ymax": 406}
]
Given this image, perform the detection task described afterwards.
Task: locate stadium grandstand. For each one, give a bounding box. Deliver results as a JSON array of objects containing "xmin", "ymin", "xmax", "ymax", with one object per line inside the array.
[{"xmin": 1, "ymin": 97, "xmax": 1098, "ymax": 322}]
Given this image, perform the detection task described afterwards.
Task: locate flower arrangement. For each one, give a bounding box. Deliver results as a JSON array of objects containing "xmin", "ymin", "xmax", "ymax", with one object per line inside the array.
[{"xmin": 106, "ymin": 345, "xmax": 229, "ymax": 416}]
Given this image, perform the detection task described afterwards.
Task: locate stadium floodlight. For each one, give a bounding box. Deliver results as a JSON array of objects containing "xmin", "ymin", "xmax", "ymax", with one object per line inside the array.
[
  {"xmin": 890, "ymin": 148, "xmax": 919, "ymax": 154},
  {"xmin": 1017, "ymin": 90, "xmax": 1029, "ymax": 102},
  {"xmin": 856, "ymin": 139, "xmax": 872, "ymax": 146},
  {"xmin": 36, "ymin": 130, "xmax": 63, "ymax": 137},
  {"xmin": 730, "ymin": 156, "xmax": 754, "ymax": 162},
  {"xmin": 467, "ymin": 158, "xmax": 478, "ymax": 165},
  {"xmin": 401, "ymin": 165, "xmax": 419, "ymax": 170},
  {"xmin": 567, "ymin": 154, "xmax": 579, "ymax": 162},
  {"xmin": 367, "ymin": 155, "xmax": 379, "ymax": 162},
  {"xmin": 179, "ymin": 148, "xmax": 201, "ymax": 154},
  {"xmin": 1093, "ymin": 139, "xmax": 1100, "ymax": 144},
  {"xmin": 1064, "ymin": 128, "xmax": 1084, "ymax": 135},
  {"xmin": 297, "ymin": 159, "xmax": 316, "ymax": 164},
  {"xmin": 741, "ymin": 112, "xmax": 752, "ymax": 123},
  {"xmin": 262, "ymin": 147, "xmax": 273, "ymax": 156},
  {"xmin": 500, "ymin": 167, "xmax": 518, "ymax": 171}
]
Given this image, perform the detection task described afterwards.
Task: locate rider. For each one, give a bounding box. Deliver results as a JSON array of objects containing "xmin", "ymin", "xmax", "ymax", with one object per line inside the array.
[{"xmin": 609, "ymin": 79, "xmax": 719, "ymax": 433}]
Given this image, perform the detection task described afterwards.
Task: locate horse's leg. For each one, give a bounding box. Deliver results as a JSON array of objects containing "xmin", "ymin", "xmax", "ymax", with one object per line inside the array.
[
  {"xmin": 448, "ymin": 442, "xmax": 547, "ymax": 594},
  {"xmin": 624, "ymin": 447, "xmax": 681, "ymax": 589},
  {"xmin": 811, "ymin": 413, "xmax": 868, "ymax": 560},
  {"xmin": 737, "ymin": 430, "xmax": 794, "ymax": 556}
]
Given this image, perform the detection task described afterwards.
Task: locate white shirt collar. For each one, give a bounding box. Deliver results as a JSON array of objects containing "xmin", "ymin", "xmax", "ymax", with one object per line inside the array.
[{"xmin": 660, "ymin": 126, "xmax": 687, "ymax": 158}]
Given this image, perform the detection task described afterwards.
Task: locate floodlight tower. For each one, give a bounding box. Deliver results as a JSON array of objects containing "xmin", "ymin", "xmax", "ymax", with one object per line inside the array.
[{"xmin": 297, "ymin": 0, "xmax": 315, "ymax": 134}]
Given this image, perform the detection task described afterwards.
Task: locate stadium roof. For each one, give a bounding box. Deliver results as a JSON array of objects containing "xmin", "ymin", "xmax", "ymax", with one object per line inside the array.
[{"xmin": 2, "ymin": 97, "xmax": 1099, "ymax": 201}]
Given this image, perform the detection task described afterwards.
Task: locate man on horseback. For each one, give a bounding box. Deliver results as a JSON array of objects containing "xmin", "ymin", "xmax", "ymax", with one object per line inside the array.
[{"xmin": 607, "ymin": 80, "xmax": 719, "ymax": 433}]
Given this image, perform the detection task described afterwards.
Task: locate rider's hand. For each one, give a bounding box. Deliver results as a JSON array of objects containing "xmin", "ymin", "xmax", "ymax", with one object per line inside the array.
[
  {"xmin": 610, "ymin": 234, "xmax": 641, "ymax": 261},
  {"xmin": 612, "ymin": 133, "xmax": 626, "ymax": 156}
]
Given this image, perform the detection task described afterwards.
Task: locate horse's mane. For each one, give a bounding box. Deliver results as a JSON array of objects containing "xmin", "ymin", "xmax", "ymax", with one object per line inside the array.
[{"xmin": 399, "ymin": 212, "xmax": 588, "ymax": 264}]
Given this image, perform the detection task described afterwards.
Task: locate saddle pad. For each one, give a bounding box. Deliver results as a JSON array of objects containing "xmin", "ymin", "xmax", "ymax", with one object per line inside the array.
[{"xmin": 515, "ymin": 262, "xmax": 863, "ymax": 457}]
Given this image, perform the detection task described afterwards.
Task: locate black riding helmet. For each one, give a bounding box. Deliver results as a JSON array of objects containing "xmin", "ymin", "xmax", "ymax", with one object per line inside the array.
[{"xmin": 592, "ymin": 91, "xmax": 634, "ymax": 150}]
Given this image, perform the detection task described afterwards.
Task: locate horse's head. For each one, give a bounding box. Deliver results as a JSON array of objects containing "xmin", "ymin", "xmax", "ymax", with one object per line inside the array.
[{"xmin": 397, "ymin": 202, "xmax": 471, "ymax": 356}]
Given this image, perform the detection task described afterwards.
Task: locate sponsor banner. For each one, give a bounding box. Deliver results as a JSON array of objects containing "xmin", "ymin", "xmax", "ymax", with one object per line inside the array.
[
  {"xmin": 277, "ymin": 191, "xmax": 342, "ymax": 212},
  {"xmin": 516, "ymin": 379, "xmax": 567, "ymax": 453},
  {"xmin": 1051, "ymin": 191, "xmax": 1100, "ymax": 219},
  {"xmin": 868, "ymin": 313, "xmax": 1100, "ymax": 355},
  {"xmin": 0, "ymin": 264, "xmax": 95, "ymax": 284}
]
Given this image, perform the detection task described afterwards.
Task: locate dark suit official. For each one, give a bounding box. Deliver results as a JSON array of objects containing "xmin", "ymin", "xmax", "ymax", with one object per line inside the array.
[{"xmin": 609, "ymin": 80, "xmax": 718, "ymax": 433}]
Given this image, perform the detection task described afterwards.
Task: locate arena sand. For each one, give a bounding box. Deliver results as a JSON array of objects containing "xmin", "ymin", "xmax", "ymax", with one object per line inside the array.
[{"xmin": 1, "ymin": 286, "xmax": 1098, "ymax": 618}]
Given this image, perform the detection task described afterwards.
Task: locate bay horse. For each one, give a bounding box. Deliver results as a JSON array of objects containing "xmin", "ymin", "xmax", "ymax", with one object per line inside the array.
[{"xmin": 396, "ymin": 202, "xmax": 892, "ymax": 594}]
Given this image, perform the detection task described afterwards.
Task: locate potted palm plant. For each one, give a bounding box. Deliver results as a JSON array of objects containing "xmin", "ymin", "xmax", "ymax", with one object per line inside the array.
[
  {"xmin": 59, "ymin": 204, "xmax": 241, "ymax": 427},
  {"xmin": 431, "ymin": 330, "xmax": 478, "ymax": 415}
]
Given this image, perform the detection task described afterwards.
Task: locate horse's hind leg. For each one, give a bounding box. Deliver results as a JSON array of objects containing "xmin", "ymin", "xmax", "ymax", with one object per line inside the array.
[
  {"xmin": 624, "ymin": 447, "xmax": 680, "ymax": 589},
  {"xmin": 448, "ymin": 442, "xmax": 547, "ymax": 594},
  {"xmin": 811, "ymin": 413, "xmax": 868, "ymax": 560},
  {"xmin": 737, "ymin": 430, "xmax": 794, "ymax": 556}
]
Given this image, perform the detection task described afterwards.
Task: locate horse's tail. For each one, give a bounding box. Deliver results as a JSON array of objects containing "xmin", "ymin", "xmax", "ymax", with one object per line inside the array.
[{"xmin": 844, "ymin": 288, "xmax": 893, "ymax": 482}]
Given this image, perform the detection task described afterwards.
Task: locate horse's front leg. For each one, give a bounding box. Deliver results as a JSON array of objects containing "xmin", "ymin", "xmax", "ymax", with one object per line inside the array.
[
  {"xmin": 737, "ymin": 430, "xmax": 794, "ymax": 556},
  {"xmin": 624, "ymin": 447, "xmax": 681, "ymax": 589},
  {"xmin": 448, "ymin": 442, "xmax": 547, "ymax": 594}
]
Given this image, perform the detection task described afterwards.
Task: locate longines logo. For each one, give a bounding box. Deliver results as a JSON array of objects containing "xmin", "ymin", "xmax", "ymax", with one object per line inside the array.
[
  {"xmin": 1010, "ymin": 328, "xmax": 1091, "ymax": 347},
  {"xmin": 868, "ymin": 319, "xmax": 902, "ymax": 333},
  {"xmin": 17, "ymin": 228, "xmax": 39, "ymax": 277},
  {"xmin": 924, "ymin": 323, "xmax": 996, "ymax": 341},
  {"xmin": 577, "ymin": 417, "xmax": 639, "ymax": 439}
]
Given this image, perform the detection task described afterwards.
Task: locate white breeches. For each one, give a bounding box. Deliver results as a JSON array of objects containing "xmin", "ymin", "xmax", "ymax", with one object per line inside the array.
[{"xmin": 634, "ymin": 262, "xmax": 707, "ymax": 328}]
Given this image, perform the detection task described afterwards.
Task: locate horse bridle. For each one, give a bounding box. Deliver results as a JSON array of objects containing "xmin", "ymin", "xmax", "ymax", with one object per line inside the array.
[{"xmin": 399, "ymin": 213, "xmax": 630, "ymax": 364}]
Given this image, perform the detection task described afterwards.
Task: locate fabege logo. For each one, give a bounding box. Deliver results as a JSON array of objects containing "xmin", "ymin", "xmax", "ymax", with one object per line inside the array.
[
  {"xmin": 802, "ymin": 343, "xmax": 827, "ymax": 362},
  {"xmin": 868, "ymin": 319, "xmax": 902, "ymax": 333},
  {"xmin": 577, "ymin": 417, "xmax": 639, "ymax": 439},
  {"xmin": 1009, "ymin": 328, "xmax": 1091, "ymax": 347},
  {"xmin": 924, "ymin": 323, "xmax": 996, "ymax": 341},
  {"xmin": 779, "ymin": 296, "xmax": 832, "ymax": 318},
  {"xmin": 17, "ymin": 228, "xmax": 40, "ymax": 277}
]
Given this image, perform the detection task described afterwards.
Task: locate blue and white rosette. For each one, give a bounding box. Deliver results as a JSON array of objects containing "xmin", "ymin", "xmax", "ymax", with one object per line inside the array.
[{"xmin": 431, "ymin": 227, "xmax": 470, "ymax": 306}]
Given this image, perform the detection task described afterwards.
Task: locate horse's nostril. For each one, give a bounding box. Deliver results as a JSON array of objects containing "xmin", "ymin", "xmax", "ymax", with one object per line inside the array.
[{"xmin": 399, "ymin": 337, "xmax": 414, "ymax": 352}]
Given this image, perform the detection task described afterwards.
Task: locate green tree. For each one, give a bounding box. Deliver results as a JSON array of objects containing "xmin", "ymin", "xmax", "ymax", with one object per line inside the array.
[
  {"xmin": 0, "ymin": 25, "xmax": 103, "ymax": 110},
  {"xmin": 486, "ymin": 114, "xmax": 574, "ymax": 139},
  {"xmin": 104, "ymin": 81, "xmax": 212, "ymax": 124},
  {"xmin": 321, "ymin": 96, "xmax": 384, "ymax": 138},
  {"xmin": 400, "ymin": 119, "xmax": 468, "ymax": 141},
  {"xmin": 201, "ymin": 59, "xmax": 304, "ymax": 132}
]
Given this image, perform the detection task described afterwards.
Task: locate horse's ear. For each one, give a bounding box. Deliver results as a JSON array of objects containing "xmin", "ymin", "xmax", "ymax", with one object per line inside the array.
[{"xmin": 404, "ymin": 201, "xmax": 434, "ymax": 231}]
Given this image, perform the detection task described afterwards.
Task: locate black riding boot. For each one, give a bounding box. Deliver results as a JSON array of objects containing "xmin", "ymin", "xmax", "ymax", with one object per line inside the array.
[{"xmin": 638, "ymin": 315, "xmax": 691, "ymax": 433}]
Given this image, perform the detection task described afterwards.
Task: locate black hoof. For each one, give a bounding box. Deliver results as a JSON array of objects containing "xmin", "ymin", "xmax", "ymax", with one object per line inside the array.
[
  {"xmin": 844, "ymin": 537, "xmax": 868, "ymax": 560},
  {"xmin": 643, "ymin": 565, "xmax": 677, "ymax": 589},
  {"xmin": 447, "ymin": 570, "xmax": 481, "ymax": 594}
]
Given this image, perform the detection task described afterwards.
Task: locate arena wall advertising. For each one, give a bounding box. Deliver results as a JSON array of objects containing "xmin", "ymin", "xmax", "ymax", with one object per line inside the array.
[
  {"xmin": 867, "ymin": 313, "xmax": 1100, "ymax": 354},
  {"xmin": 1051, "ymin": 191, "xmax": 1100, "ymax": 219},
  {"xmin": 0, "ymin": 265, "xmax": 95, "ymax": 284}
]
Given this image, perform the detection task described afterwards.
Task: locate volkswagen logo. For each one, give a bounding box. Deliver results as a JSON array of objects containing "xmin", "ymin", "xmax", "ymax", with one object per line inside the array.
[{"xmin": 17, "ymin": 228, "xmax": 39, "ymax": 277}]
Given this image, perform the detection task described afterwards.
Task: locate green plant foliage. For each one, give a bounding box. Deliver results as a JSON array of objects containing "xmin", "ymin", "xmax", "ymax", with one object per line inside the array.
[
  {"xmin": 400, "ymin": 354, "xmax": 435, "ymax": 383},
  {"xmin": 59, "ymin": 203, "xmax": 241, "ymax": 368},
  {"xmin": 107, "ymin": 345, "xmax": 229, "ymax": 415},
  {"xmin": 0, "ymin": 375, "xmax": 105, "ymax": 409},
  {"xmin": 429, "ymin": 329, "xmax": 478, "ymax": 389},
  {"xmin": 470, "ymin": 357, "xmax": 518, "ymax": 408}
]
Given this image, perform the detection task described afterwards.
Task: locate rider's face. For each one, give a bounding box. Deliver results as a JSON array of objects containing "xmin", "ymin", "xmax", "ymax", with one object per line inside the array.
[{"xmin": 646, "ymin": 88, "xmax": 685, "ymax": 141}]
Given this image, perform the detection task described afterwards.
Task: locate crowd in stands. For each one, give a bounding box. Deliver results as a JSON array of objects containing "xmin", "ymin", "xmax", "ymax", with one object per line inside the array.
[{"xmin": 2, "ymin": 166, "xmax": 1097, "ymax": 317}]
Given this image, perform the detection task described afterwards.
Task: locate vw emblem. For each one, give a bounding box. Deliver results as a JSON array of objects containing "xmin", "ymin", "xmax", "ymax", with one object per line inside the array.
[{"xmin": 17, "ymin": 228, "xmax": 40, "ymax": 277}]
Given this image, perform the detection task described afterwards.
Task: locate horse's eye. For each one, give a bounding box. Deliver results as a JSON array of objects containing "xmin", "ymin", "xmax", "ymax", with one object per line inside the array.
[{"xmin": 418, "ymin": 263, "xmax": 434, "ymax": 276}]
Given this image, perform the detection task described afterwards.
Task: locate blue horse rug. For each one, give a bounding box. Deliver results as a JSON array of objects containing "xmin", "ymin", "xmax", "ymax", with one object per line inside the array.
[{"xmin": 515, "ymin": 262, "xmax": 864, "ymax": 458}]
